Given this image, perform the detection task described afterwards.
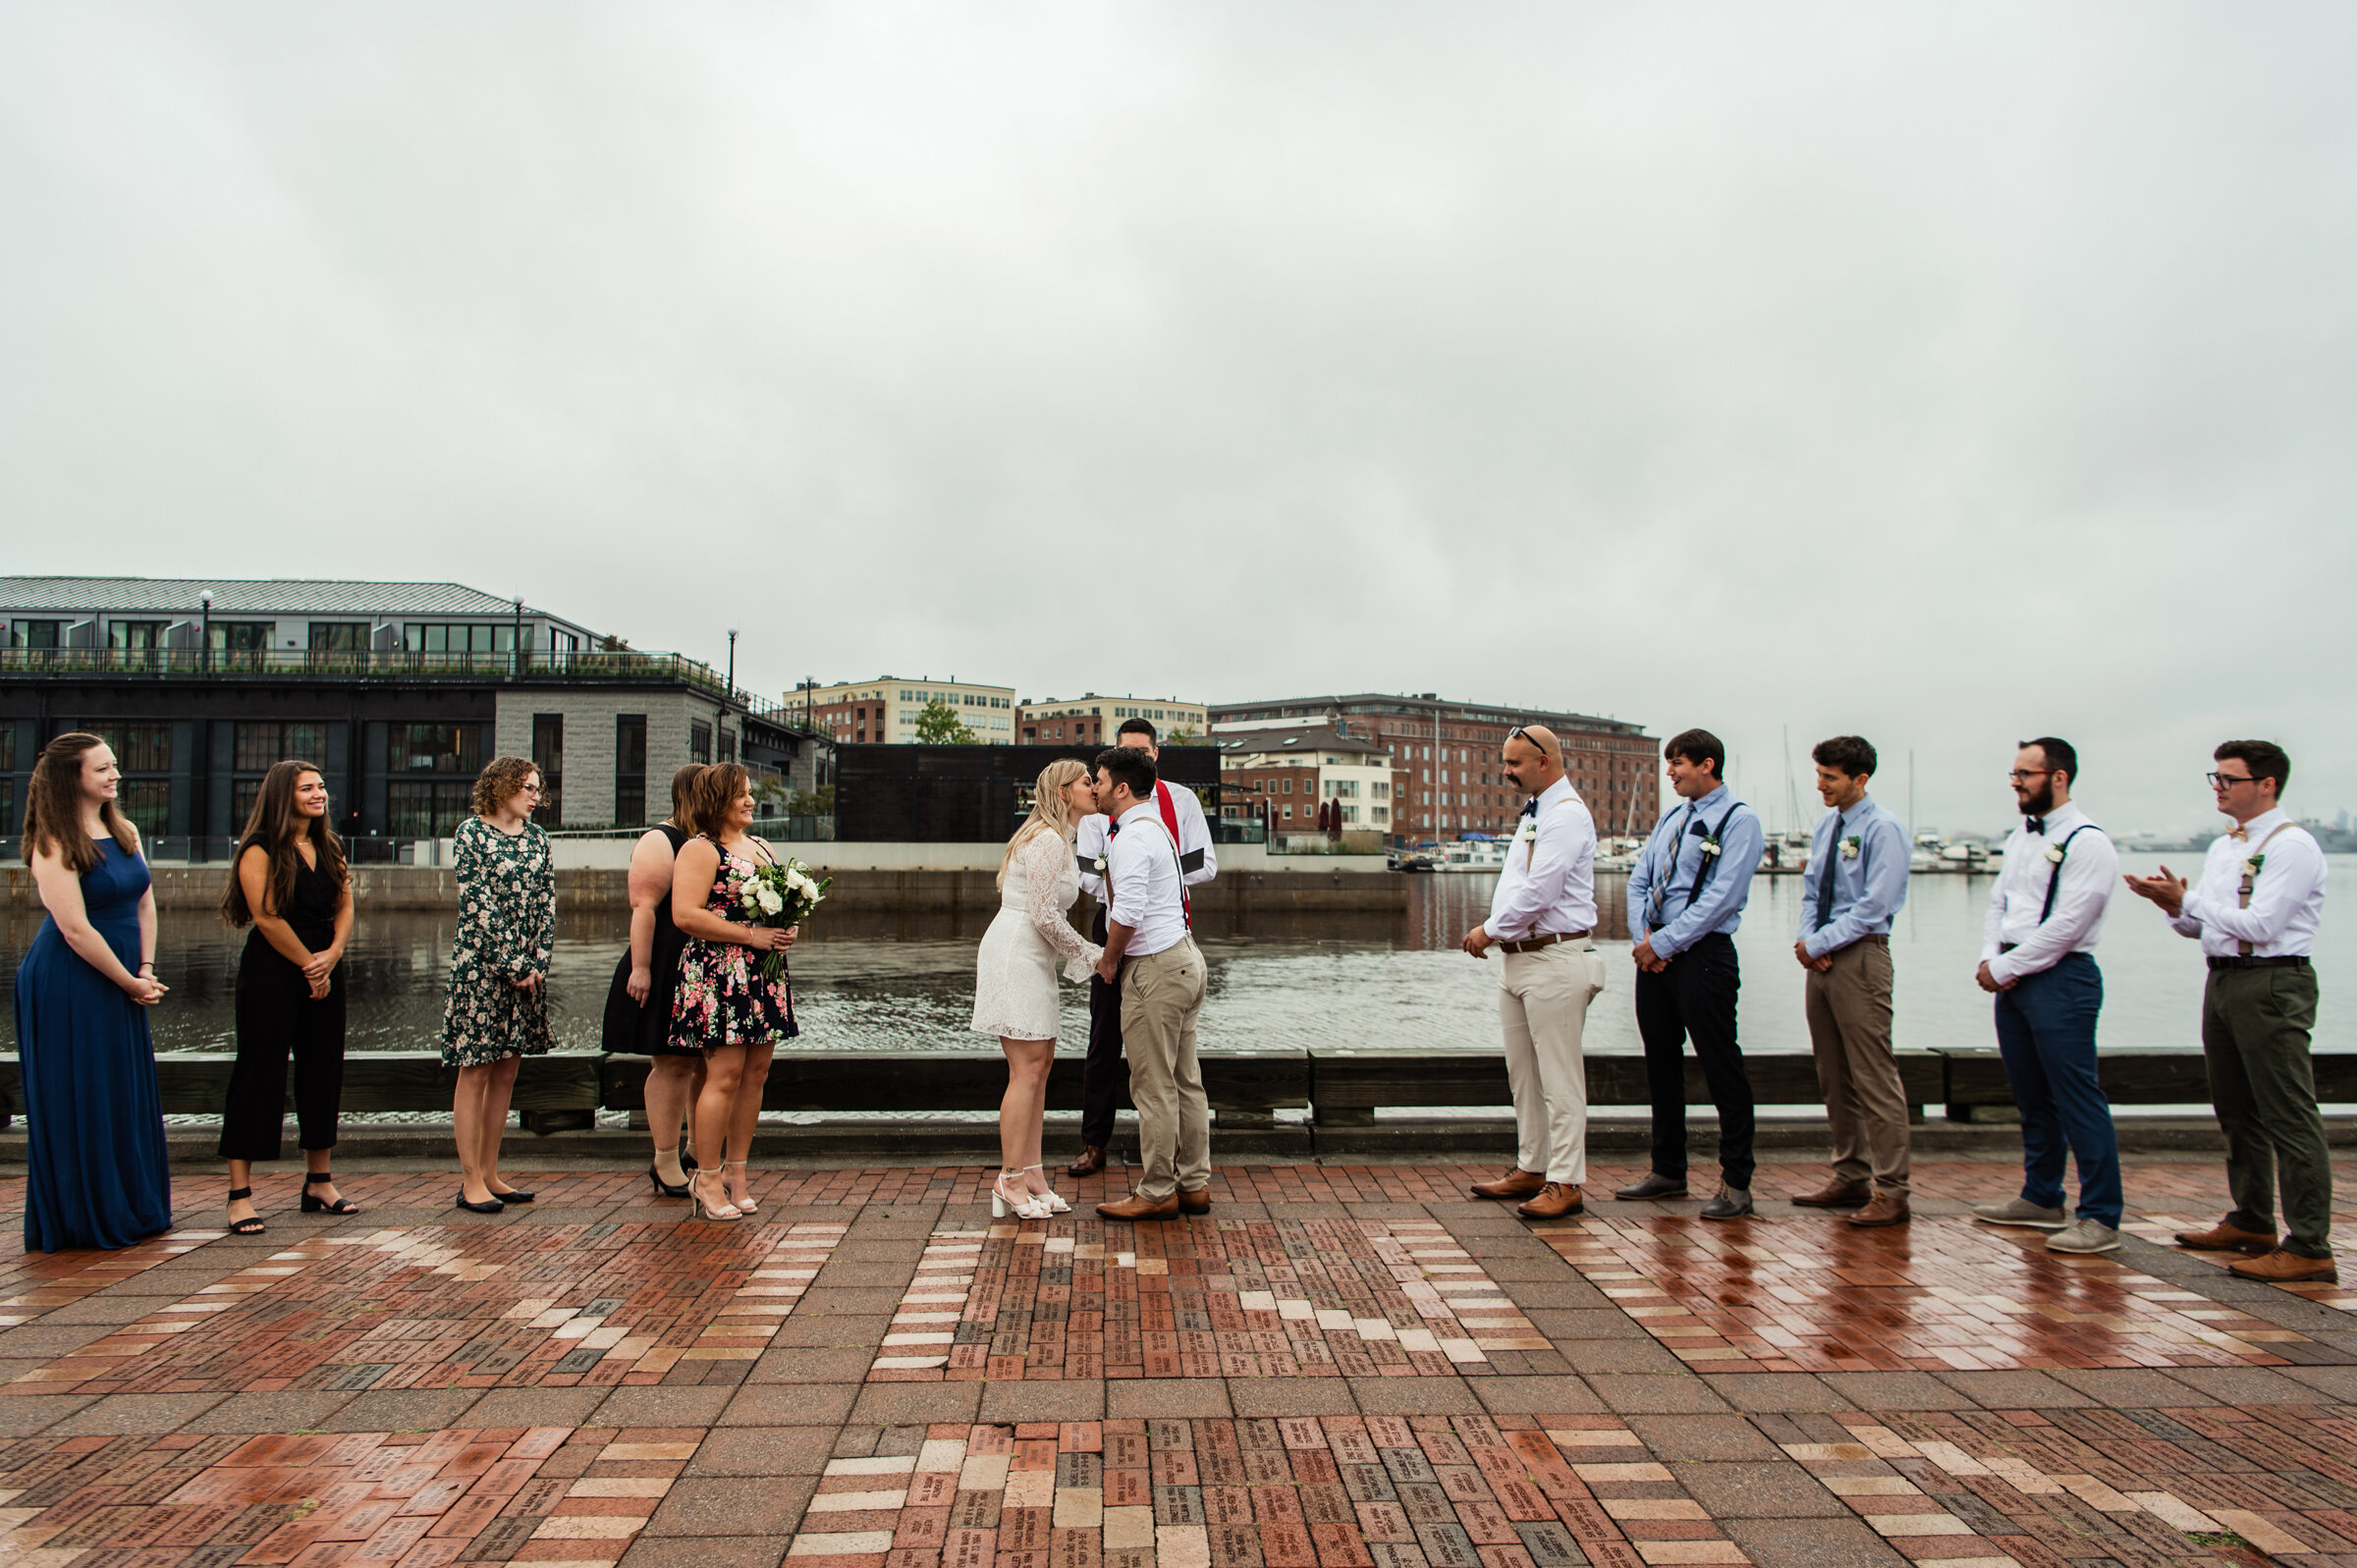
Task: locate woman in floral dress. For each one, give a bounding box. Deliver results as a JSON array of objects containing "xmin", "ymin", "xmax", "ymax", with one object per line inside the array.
[
  {"xmin": 439, "ymin": 756, "xmax": 556, "ymax": 1215},
  {"xmin": 670, "ymin": 763, "xmax": 798, "ymax": 1221}
]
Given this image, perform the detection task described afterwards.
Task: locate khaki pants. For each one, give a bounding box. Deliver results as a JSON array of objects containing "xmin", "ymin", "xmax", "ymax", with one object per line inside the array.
[
  {"xmin": 1120, "ymin": 939, "xmax": 1209, "ymax": 1201},
  {"xmin": 1500, "ymin": 944, "xmax": 1606, "ymax": 1185},
  {"xmin": 1804, "ymin": 939, "xmax": 1910, "ymax": 1197}
]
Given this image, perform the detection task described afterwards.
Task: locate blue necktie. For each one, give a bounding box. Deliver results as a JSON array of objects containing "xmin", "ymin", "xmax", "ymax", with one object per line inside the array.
[{"xmin": 1814, "ymin": 816, "xmax": 1844, "ymax": 932}]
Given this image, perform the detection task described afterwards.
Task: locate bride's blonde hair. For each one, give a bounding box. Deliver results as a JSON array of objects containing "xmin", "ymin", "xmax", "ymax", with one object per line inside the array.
[{"xmin": 997, "ymin": 757, "xmax": 1091, "ymax": 890}]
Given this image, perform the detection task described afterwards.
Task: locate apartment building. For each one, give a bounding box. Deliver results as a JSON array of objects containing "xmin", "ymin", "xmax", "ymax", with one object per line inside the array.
[
  {"xmin": 1210, "ymin": 691, "xmax": 1654, "ymax": 843},
  {"xmin": 802, "ymin": 676, "xmax": 1016, "ymax": 745},
  {"xmin": 1218, "ymin": 725, "xmax": 1395, "ymax": 834},
  {"xmin": 1016, "ymin": 694, "xmax": 1208, "ymax": 746}
]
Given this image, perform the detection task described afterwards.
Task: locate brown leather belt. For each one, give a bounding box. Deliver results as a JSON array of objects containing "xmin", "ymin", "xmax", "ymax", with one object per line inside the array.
[{"xmin": 1497, "ymin": 930, "xmax": 1591, "ymax": 954}]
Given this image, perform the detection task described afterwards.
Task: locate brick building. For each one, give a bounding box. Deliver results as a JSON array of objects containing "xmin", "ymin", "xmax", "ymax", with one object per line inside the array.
[
  {"xmin": 1217, "ymin": 725, "xmax": 1396, "ymax": 834},
  {"xmin": 1016, "ymin": 694, "xmax": 1208, "ymax": 747},
  {"xmin": 801, "ymin": 677, "xmax": 1015, "ymax": 746},
  {"xmin": 1209, "ymin": 691, "xmax": 1655, "ymax": 844}
]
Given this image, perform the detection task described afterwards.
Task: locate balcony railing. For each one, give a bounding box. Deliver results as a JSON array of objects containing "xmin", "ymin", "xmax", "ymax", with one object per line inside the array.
[{"xmin": 0, "ymin": 646, "xmax": 739, "ymax": 691}]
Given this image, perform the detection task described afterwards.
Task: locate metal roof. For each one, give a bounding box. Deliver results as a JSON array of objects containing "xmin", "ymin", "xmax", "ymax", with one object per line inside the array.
[
  {"xmin": 1218, "ymin": 726, "xmax": 1392, "ymax": 758},
  {"xmin": 0, "ymin": 576, "xmax": 580, "ymax": 622}
]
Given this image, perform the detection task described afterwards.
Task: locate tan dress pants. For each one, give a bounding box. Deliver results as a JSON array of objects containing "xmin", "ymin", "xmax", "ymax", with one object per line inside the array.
[
  {"xmin": 1803, "ymin": 939, "xmax": 1911, "ymax": 1196},
  {"xmin": 1120, "ymin": 939, "xmax": 1209, "ymax": 1201},
  {"xmin": 1500, "ymin": 944, "xmax": 1607, "ymax": 1186}
]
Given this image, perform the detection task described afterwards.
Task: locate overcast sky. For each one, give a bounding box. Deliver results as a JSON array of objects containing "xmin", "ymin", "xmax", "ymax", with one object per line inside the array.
[{"xmin": 5, "ymin": 4, "xmax": 2352, "ymax": 835}]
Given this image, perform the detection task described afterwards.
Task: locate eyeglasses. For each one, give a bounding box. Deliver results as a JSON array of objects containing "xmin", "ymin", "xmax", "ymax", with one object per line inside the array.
[
  {"xmin": 2207, "ymin": 772, "xmax": 2259, "ymax": 788},
  {"xmin": 2004, "ymin": 770, "xmax": 2055, "ymax": 783},
  {"xmin": 519, "ymin": 784, "xmax": 543, "ymax": 795}
]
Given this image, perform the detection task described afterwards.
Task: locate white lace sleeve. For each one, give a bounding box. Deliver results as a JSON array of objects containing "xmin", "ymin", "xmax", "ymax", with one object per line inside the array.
[{"xmin": 1022, "ymin": 832, "xmax": 1102, "ymax": 982}]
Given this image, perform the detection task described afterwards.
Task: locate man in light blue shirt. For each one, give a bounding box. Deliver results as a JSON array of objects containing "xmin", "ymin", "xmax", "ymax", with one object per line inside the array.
[
  {"xmin": 1792, "ymin": 734, "xmax": 1914, "ymax": 1227},
  {"xmin": 1619, "ymin": 728, "xmax": 1766, "ymax": 1219}
]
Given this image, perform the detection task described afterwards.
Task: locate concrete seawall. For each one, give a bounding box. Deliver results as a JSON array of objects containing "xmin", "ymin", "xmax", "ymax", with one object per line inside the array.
[{"xmin": 3, "ymin": 862, "xmax": 1408, "ymax": 914}]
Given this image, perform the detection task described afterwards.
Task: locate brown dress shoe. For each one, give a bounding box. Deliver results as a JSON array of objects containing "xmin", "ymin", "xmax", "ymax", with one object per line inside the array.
[
  {"xmin": 1178, "ymin": 1188, "xmax": 1211, "ymax": 1215},
  {"xmin": 1791, "ymin": 1179, "xmax": 1873, "ymax": 1209},
  {"xmin": 1471, "ymin": 1168, "xmax": 1548, "ymax": 1201},
  {"xmin": 1096, "ymin": 1191, "xmax": 1181, "ymax": 1222},
  {"xmin": 1847, "ymin": 1194, "xmax": 1911, "ymax": 1227},
  {"xmin": 1068, "ymin": 1145, "xmax": 1108, "ymax": 1179},
  {"xmin": 2174, "ymin": 1219, "xmax": 2277, "ymax": 1255},
  {"xmin": 1516, "ymin": 1182, "xmax": 1585, "ymax": 1220},
  {"xmin": 2228, "ymin": 1248, "xmax": 2338, "ymax": 1285}
]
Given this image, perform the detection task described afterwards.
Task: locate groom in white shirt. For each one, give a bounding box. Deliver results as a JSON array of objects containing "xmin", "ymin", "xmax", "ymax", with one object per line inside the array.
[
  {"xmin": 1070, "ymin": 719, "xmax": 1217, "ymax": 1179},
  {"xmin": 1090, "ymin": 745, "xmax": 1210, "ymax": 1222}
]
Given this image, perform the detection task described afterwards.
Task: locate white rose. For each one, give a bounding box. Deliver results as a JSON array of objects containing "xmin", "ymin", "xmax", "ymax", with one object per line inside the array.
[{"xmin": 757, "ymin": 888, "xmax": 785, "ymax": 914}]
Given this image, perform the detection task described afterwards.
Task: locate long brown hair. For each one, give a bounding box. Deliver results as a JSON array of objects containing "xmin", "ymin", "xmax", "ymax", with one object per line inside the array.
[
  {"xmin": 688, "ymin": 763, "xmax": 750, "ymax": 840},
  {"xmin": 19, "ymin": 732, "xmax": 138, "ymax": 874},
  {"xmin": 221, "ymin": 760, "xmax": 349, "ymax": 926},
  {"xmin": 667, "ymin": 764, "xmax": 703, "ymax": 833}
]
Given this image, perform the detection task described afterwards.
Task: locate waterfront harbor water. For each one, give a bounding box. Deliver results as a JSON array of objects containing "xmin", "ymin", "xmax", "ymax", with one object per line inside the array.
[{"xmin": 7, "ymin": 853, "xmax": 2344, "ymax": 1060}]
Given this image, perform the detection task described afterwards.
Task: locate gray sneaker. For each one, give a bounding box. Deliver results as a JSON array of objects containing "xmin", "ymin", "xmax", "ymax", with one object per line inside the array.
[
  {"xmin": 1972, "ymin": 1198, "xmax": 2067, "ymax": 1231},
  {"xmin": 2046, "ymin": 1218, "xmax": 2122, "ymax": 1254},
  {"xmin": 1698, "ymin": 1184, "xmax": 1754, "ymax": 1221}
]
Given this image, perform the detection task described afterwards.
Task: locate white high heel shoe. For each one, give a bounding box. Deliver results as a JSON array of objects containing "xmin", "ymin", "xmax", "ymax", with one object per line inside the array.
[
  {"xmin": 1022, "ymin": 1165, "xmax": 1071, "ymax": 1215},
  {"xmin": 992, "ymin": 1170, "xmax": 1054, "ymax": 1220}
]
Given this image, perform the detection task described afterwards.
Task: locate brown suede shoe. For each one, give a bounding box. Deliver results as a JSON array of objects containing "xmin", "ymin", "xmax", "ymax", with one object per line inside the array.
[
  {"xmin": 2228, "ymin": 1248, "xmax": 2338, "ymax": 1285},
  {"xmin": 1516, "ymin": 1182, "xmax": 1585, "ymax": 1220},
  {"xmin": 1178, "ymin": 1188, "xmax": 1211, "ymax": 1215},
  {"xmin": 1096, "ymin": 1191, "xmax": 1181, "ymax": 1222},
  {"xmin": 1847, "ymin": 1194, "xmax": 1911, "ymax": 1228},
  {"xmin": 1791, "ymin": 1179, "xmax": 1873, "ymax": 1209},
  {"xmin": 1068, "ymin": 1145, "xmax": 1108, "ymax": 1179},
  {"xmin": 1471, "ymin": 1168, "xmax": 1548, "ymax": 1201},
  {"xmin": 2174, "ymin": 1218, "xmax": 2277, "ymax": 1255}
]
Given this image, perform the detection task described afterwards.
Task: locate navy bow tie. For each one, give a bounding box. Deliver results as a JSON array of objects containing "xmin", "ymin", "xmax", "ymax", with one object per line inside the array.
[
  {"xmin": 2025, "ymin": 816, "xmax": 2047, "ymax": 836},
  {"xmin": 1520, "ymin": 799, "xmax": 1538, "ymax": 818}
]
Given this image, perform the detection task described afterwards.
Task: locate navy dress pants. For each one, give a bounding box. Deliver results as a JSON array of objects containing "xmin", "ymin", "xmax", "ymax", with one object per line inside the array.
[
  {"xmin": 1078, "ymin": 904, "xmax": 1126, "ymax": 1150},
  {"xmin": 1993, "ymin": 952, "xmax": 2121, "ymax": 1226},
  {"xmin": 1633, "ymin": 933, "xmax": 1755, "ymax": 1192}
]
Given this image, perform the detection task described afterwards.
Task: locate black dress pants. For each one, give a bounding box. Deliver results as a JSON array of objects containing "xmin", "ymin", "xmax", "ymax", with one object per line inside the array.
[
  {"xmin": 1633, "ymin": 932, "xmax": 1755, "ymax": 1191},
  {"xmin": 1078, "ymin": 904, "xmax": 1127, "ymax": 1150},
  {"xmin": 218, "ymin": 943, "xmax": 348, "ymax": 1162}
]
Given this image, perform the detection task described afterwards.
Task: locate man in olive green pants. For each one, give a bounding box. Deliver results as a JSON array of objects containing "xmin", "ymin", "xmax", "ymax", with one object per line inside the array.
[{"xmin": 2127, "ymin": 739, "xmax": 2333, "ymax": 1284}]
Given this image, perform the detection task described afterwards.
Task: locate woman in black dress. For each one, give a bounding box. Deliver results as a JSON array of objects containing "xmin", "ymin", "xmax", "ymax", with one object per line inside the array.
[
  {"xmin": 218, "ymin": 760, "xmax": 356, "ymax": 1234},
  {"xmin": 601, "ymin": 764, "xmax": 707, "ymax": 1195}
]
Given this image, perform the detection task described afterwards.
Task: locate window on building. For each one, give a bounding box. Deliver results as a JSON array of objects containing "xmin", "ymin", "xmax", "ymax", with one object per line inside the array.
[
  {"xmin": 718, "ymin": 728, "xmax": 737, "ymax": 763},
  {"xmin": 1282, "ymin": 804, "xmax": 1292, "ymax": 819},
  {"xmin": 393, "ymin": 724, "xmax": 477, "ymax": 775},
  {"xmin": 690, "ymin": 721, "xmax": 713, "ymax": 764},
  {"xmin": 401, "ymin": 624, "xmax": 525, "ymax": 656},
  {"xmin": 386, "ymin": 782, "xmax": 473, "ymax": 838},
  {"xmin": 308, "ymin": 622, "xmax": 368, "ymax": 654},
  {"xmin": 9, "ymin": 620, "xmax": 63, "ymax": 650},
  {"xmin": 615, "ymin": 715, "xmax": 647, "ymax": 828},
  {"xmin": 82, "ymin": 724, "xmax": 173, "ymax": 838},
  {"xmin": 209, "ymin": 622, "xmax": 274, "ymax": 654},
  {"xmin": 108, "ymin": 621, "xmax": 168, "ymax": 651},
  {"xmin": 230, "ymin": 722, "xmax": 331, "ymax": 827},
  {"xmin": 1281, "ymin": 778, "xmax": 1293, "ymax": 795},
  {"xmin": 531, "ymin": 715, "xmax": 564, "ymax": 827}
]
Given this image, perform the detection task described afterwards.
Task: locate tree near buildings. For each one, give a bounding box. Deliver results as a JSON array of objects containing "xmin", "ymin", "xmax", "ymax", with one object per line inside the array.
[{"xmin": 913, "ymin": 699, "xmax": 978, "ymax": 744}]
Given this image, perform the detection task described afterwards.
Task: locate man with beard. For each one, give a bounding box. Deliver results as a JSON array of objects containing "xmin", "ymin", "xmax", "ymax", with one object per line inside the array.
[{"xmin": 1969, "ymin": 737, "xmax": 2124, "ymax": 1254}]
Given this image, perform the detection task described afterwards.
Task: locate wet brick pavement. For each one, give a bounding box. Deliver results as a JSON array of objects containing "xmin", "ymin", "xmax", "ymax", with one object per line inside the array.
[{"xmin": 0, "ymin": 1158, "xmax": 2353, "ymax": 1567}]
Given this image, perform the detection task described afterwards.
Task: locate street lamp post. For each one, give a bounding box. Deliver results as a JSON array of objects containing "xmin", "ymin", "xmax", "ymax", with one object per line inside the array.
[
  {"xmin": 512, "ymin": 597, "xmax": 524, "ymax": 678},
  {"xmin": 726, "ymin": 628, "xmax": 739, "ymax": 707},
  {"xmin": 199, "ymin": 589, "xmax": 212, "ymax": 675}
]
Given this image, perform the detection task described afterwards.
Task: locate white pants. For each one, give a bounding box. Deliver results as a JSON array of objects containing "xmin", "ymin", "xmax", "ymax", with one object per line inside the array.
[{"xmin": 1500, "ymin": 944, "xmax": 1606, "ymax": 1184}]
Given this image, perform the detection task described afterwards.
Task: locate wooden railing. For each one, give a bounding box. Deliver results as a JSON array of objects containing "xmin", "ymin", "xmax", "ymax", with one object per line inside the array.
[{"xmin": 0, "ymin": 1049, "xmax": 2289, "ymax": 1136}]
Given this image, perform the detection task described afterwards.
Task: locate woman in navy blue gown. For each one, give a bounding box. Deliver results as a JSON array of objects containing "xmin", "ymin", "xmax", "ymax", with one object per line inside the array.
[{"xmin": 13, "ymin": 732, "xmax": 173, "ymax": 1252}]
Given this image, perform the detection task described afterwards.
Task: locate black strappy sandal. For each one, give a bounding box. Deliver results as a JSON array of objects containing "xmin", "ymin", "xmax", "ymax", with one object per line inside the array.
[
  {"xmin": 300, "ymin": 1172, "xmax": 361, "ymax": 1215},
  {"xmin": 226, "ymin": 1187, "xmax": 266, "ymax": 1236}
]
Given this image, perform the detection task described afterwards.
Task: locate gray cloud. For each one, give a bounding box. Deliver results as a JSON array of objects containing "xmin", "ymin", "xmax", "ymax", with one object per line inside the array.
[{"xmin": 5, "ymin": 2, "xmax": 2352, "ymax": 834}]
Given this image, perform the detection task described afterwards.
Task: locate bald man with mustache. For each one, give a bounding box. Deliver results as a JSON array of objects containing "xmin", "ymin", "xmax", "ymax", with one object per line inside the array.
[{"xmin": 1462, "ymin": 724, "xmax": 1607, "ymax": 1220}]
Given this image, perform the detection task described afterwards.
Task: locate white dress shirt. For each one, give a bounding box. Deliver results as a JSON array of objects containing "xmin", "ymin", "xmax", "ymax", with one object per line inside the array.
[
  {"xmin": 1106, "ymin": 800, "xmax": 1189, "ymax": 959},
  {"xmin": 2169, "ymin": 807, "xmax": 2328, "ymax": 957},
  {"xmin": 1980, "ymin": 801, "xmax": 2119, "ymax": 985},
  {"xmin": 1078, "ymin": 780, "xmax": 1215, "ymax": 899},
  {"xmin": 1484, "ymin": 776, "xmax": 1599, "ymax": 943}
]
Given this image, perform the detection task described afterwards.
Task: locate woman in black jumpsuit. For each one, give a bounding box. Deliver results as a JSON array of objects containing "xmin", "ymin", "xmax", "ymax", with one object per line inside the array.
[{"xmin": 219, "ymin": 760, "xmax": 356, "ymax": 1233}]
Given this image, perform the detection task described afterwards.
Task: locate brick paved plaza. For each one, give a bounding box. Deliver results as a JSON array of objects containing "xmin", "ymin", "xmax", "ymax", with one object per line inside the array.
[{"xmin": 3, "ymin": 1158, "xmax": 2356, "ymax": 1567}]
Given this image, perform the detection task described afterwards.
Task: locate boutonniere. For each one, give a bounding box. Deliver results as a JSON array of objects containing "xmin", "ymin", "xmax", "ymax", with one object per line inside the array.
[
  {"xmin": 1516, "ymin": 820, "xmax": 1539, "ymax": 843},
  {"xmin": 1091, "ymin": 852, "xmax": 1110, "ymax": 875},
  {"xmin": 2242, "ymin": 853, "xmax": 2266, "ymax": 878},
  {"xmin": 1839, "ymin": 836, "xmax": 1861, "ymax": 860},
  {"xmin": 1700, "ymin": 835, "xmax": 1724, "ymax": 858},
  {"xmin": 2044, "ymin": 844, "xmax": 2066, "ymax": 864}
]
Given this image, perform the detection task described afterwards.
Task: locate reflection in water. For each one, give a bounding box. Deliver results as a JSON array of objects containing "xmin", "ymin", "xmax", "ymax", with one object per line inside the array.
[{"xmin": 3, "ymin": 856, "xmax": 2347, "ymax": 1057}]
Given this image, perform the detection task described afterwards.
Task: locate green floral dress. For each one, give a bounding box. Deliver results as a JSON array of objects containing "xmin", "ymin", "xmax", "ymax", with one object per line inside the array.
[{"xmin": 438, "ymin": 816, "xmax": 557, "ymax": 1066}]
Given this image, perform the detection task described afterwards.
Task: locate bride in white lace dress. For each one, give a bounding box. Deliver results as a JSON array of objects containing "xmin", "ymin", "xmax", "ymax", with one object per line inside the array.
[{"xmin": 971, "ymin": 757, "xmax": 1103, "ymax": 1219}]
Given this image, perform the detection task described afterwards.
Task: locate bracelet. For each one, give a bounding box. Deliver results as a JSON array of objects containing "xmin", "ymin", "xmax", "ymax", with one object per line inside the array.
[{"xmin": 137, "ymin": 962, "xmax": 155, "ymax": 973}]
